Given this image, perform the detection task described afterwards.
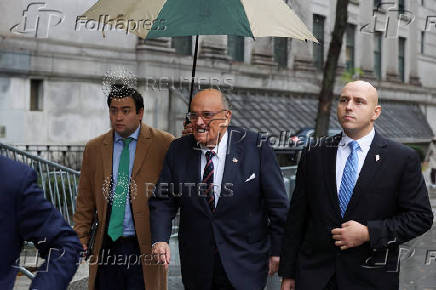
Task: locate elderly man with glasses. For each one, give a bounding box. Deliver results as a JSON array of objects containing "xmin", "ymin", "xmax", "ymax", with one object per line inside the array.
[{"xmin": 149, "ymin": 88, "xmax": 289, "ymax": 290}]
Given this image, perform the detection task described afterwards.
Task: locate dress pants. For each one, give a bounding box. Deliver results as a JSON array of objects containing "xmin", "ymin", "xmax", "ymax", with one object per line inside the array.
[
  {"xmin": 324, "ymin": 274, "xmax": 338, "ymax": 290},
  {"xmin": 96, "ymin": 236, "xmax": 145, "ymax": 290},
  {"xmin": 212, "ymin": 251, "xmax": 235, "ymax": 290}
]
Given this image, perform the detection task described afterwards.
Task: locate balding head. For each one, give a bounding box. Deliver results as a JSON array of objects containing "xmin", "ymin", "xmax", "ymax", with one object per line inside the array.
[
  {"xmin": 342, "ymin": 81, "xmax": 379, "ymax": 106},
  {"xmin": 191, "ymin": 88, "xmax": 230, "ymax": 111},
  {"xmin": 337, "ymin": 81, "xmax": 382, "ymax": 140},
  {"xmin": 189, "ymin": 88, "xmax": 232, "ymax": 147}
]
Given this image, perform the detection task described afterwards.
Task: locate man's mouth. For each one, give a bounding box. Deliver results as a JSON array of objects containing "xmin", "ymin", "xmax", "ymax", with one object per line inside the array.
[{"xmin": 197, "ymin": 128, "xmax": 207, "ymax": 133}]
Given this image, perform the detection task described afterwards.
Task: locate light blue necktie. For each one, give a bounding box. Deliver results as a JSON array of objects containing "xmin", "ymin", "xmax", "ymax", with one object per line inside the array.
[{"xmin": 338, "ymin": 140, "xmax": 360, "ymax": 217}]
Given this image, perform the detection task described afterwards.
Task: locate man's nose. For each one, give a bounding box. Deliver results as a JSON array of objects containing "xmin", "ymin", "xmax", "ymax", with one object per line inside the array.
[
  {"xmin": 116, "ymin": 111, "xmax": 124, "ymax": 120},
  {"xmin": 195, "ymin": 116, "xmax": 205, "ymax": 126},
  {"xmin": 345, "ymin": 101, "xmax": 353, "ymax": 110}
]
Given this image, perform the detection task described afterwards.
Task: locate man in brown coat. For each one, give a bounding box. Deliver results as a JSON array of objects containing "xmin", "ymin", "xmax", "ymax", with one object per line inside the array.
[{"xmin": 73, "ymin": 85, "xmax": 174, "ymax": 290}]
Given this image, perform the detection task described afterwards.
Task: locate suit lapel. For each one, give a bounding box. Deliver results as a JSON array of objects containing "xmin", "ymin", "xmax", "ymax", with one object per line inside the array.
[
  {"xmin": 189, "ymin": 136, "xmax": 209, "ymax": 215},
  {"xmin": 101, "ymin": 130, "xmax": 114, "ymax": 224},
  {"xmin": 216, "ymin": 127, "xmax": 243, "ymax": 212},
  {"xmin": 131, "ymin": 124, "xmax": 152, "ymax": 179},
  {"xmin": 102, "ymin": 130, "xmax": 114, "ymax": 184},
  {"xmin": 322, "ymin": 135, "xmax": 342, "ymax": 219},
  {"xmin": 344, "ymin": 132, "xmax": 387, "ymax": 218}
]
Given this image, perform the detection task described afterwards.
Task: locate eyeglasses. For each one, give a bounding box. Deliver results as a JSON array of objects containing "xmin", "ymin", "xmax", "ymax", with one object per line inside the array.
[{"xmin": 186, "ymin": 110, "xmax": 227, "ymax": 121}]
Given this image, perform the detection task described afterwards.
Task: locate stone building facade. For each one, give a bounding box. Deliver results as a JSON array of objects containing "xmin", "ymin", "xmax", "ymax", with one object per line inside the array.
[{"xmin": 0, "ymin": 0, "xmax": 435, "ymax": 146}]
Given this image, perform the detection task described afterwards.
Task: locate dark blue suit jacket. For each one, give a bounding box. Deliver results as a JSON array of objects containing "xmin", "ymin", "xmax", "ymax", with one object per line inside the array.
[
  {"xmin": 279, "ymin": 133, "xmax": 433, "ymax": 290},
  {"xmin": 0, "ymin": 156, "xmax": 82, "ymax": 290},
  {"xmin": 149, "ymin": 127, "xmax": 289, "ymax": 290}
]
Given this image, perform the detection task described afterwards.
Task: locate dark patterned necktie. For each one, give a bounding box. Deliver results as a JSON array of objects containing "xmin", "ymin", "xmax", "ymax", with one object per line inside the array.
[{"xmin": 203, "ymin": 150, "xmax": 216, "ymax": 212}]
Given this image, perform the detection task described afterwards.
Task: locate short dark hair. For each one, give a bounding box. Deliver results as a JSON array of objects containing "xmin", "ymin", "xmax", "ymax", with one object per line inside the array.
[{"xmin": 106, "ymin": 84, "xmax": 144, "ymax": 113}]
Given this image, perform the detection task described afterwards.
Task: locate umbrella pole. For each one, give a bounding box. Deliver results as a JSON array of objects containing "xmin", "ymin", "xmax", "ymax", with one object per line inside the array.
[{"xmin": 186, "ymin": 35, "xmax": 199, "ymax": 124}]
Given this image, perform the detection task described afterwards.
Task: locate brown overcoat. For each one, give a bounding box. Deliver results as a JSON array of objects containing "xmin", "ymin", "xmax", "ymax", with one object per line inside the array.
[{"xmin": 73, "ymin": 123, "xmax": 174, "ymax": 290}]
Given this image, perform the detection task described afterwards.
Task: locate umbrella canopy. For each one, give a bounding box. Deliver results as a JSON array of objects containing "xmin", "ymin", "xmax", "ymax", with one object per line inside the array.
[
  {"xmin": 84, "ymin": 0, "xmax": 317, "ymax": 42},
  {"xmin": 84, "ymin": 0, "xmax": 317, "ymax": 118}
]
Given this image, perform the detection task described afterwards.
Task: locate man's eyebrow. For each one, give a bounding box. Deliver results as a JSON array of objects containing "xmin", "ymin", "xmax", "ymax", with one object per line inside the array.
[{"xmin": 110, "ymin": 105, "xmax": 132, "ymax": 109}]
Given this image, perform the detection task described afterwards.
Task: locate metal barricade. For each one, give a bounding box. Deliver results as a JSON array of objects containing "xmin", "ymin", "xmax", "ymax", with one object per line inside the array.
[{"xmin": 0, "ymin": 143, "xmax": 80, "ymax": 226}]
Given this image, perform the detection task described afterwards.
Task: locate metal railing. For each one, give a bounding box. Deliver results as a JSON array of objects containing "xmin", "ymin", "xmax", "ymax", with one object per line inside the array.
[
  {"xmin": 0, "ymin": 143, "xmax": 80, "ymax": 225},
  {"xmin": 11, "ymin": 144, "xmax": 85, "ymax": 171}
]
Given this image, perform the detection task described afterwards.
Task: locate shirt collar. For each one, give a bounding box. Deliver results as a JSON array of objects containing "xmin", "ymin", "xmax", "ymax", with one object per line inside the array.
[
  {"xmin": 339, "ymin": 128, "xmax": 375, "ymax": 152},
  {"xmin": 114, "ymin": 125, "xmax": 141, "ymax": 143},
  {"xmin": 200, "ymin": 131, "xmax": 228, "ymax": 160}
]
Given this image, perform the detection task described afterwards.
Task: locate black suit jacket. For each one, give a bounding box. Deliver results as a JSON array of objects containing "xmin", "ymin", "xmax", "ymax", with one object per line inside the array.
[
  {"xmin": 149, "ymin": 126, "xmax": 289, "ymax": 290},
  {"xmin": 0, "ymin": 156, "xmax": 82, "ymax": 290},
  {"xmin": 278, "ymin": 132, "xmax": 433, "ymax": 290}
]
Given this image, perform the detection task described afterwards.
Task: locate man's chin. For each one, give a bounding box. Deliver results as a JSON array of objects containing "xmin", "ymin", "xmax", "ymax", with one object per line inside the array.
[
  {"xmin": 115, "ymin": 128, "xmax": 130, "ymax": 138},
  {"xmin": 194, "ymin": 134, "xmax": 207, "ymax": 145}
]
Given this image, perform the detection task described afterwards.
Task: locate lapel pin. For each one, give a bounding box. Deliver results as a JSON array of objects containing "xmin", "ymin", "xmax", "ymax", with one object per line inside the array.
[
  {"xmin": 375, "ymin": 154, "xmax": 380, "ymax": 162},
  {"xmin": 232, "ymin": 157, "xmax": 238, "ymax": 163}
]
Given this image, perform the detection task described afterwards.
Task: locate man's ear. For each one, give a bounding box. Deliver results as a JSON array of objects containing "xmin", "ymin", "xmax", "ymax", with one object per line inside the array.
[
  {"xmin": 226, "ymin": 110, "xmax": 232, "ymax": 123},
  {"xmin": 138, "ymin": 108, "xmax": 144, "ymax": 121},
  {"xmin": 371, "ymin": 105, "xmax": 382, "ymax": 121}
]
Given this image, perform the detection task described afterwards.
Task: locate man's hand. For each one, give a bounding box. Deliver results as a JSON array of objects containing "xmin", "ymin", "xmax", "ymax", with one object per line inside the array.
[
  {"xmin": 268, "ymin": 256, "xmax": 280, "ymax": 276},
  {"xmin": 82, "ymin": 243, "xmax": 88, "ymax": 252},
  {"xmin": 182, "ymin": 121, "xmax": 193, "ymax": 136},
  {"xmin": 331, "ymin": 220, "xmax": 370, "ymax": 250},
  {"xmin": 281, "ymin": 278, "xmax": 296, "ymax": 290},
  {"xmin": 152, "ymin": 242, "xmax": 171, "ymax": 270}
]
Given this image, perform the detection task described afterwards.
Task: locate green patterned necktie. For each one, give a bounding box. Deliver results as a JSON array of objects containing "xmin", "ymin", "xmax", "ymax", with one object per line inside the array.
[{"xmin": 108, "ymin": 137, "xmax": 133, "ymax": 241}]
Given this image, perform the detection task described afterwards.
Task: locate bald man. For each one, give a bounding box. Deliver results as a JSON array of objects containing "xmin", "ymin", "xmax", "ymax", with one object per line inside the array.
[
  {"xmin": 279, "ymin": 81, "xmax": 433, "ymax": 290},
  {"xmin": 149, "ymin": 88, "xmax": 289, "ymax": 290}
]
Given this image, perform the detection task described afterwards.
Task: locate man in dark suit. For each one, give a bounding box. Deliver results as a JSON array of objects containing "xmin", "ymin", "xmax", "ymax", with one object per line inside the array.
[
  {"xmin": 279, "ymin": 81, "xmax": 434, "ymax": 290},
  {"xmin": 0, "ymin": 156, "xmax": 82, "ymax": 290},
  {"xmin": 149, "ymin": 88, "xmax": 289, "ymax": 290}
]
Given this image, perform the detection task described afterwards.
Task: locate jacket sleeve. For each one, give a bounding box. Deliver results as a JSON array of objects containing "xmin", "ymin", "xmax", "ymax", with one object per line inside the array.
[
  {"xmin": 73, "ymin": 144, "xmax": 96, "ymax": 246},
  {"xmin": 259, "ymin": 136, "xmax": 290, "ymax": 257},
  {"xmin": 149, "ymin": 141, "xmax": 180, "ymax": 244},
  {"xmin": 17, "ymin": 167, "xmax": 82, "ymax": 289},
  {"xmin": 367, "ymin": 150, "xmax": 433, "ymax": 249},
  {"xmin": 278, "ymin": 150, "xmax": 309, "ymax": 279}
]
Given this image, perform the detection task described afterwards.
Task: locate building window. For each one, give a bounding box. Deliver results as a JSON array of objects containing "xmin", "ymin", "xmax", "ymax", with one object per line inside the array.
[
  {"xmin": 313, "ymin": 14, "xmax": 325, "ymax": 70},
  {"xmin": 398, "ymin": 0, "xmax": 405, "ymax": 14},
  {"xmin": 421, "ymin": 31, "xmax": 425, "ymax": 54},
  {"xmin": 30, "ymin": 79, "xmax": 43, "ymax": 111},
  {"xmin": 346, "ymin": 24, "xmax": 355, "ymax": 71},
  {"xmin": 399, "ymin": 37, "xmax": 406, "ymax": 82},
  {"xmin": 227, "ymin": 35, "xmax": 244, "ymax": 62},
  {"xmin": 273, "ymin": 37, "xmax": 288, "ymax": 68},
  {"xmin": 171, "ymin": 36, "xmax": 192, "ymax": 56},
  {"xmin": 373, "ymin": 33, "xmax": 382, "ymax": 80},
  {"xmin": 374, "ymin": 0, "xmax": 381, "ymax": 8}
]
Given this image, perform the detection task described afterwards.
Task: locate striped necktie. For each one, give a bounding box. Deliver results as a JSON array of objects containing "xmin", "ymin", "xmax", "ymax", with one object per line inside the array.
[
  {"xmin": 338, "ymin": 140, "xmax": 360, "ymax": 217},
  {"xmin": 203, "ymin": 150, "xmax": 216, "ymax": 213}
]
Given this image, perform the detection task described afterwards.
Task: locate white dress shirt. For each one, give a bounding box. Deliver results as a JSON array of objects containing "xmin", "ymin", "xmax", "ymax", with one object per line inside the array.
[
  {"xmin": 336, "ymin": 128, "xmax": 375, "ymax": 194},
  {"xmin": 200, "ymin": 131, "xmax": 228, "ymax": 207}
]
